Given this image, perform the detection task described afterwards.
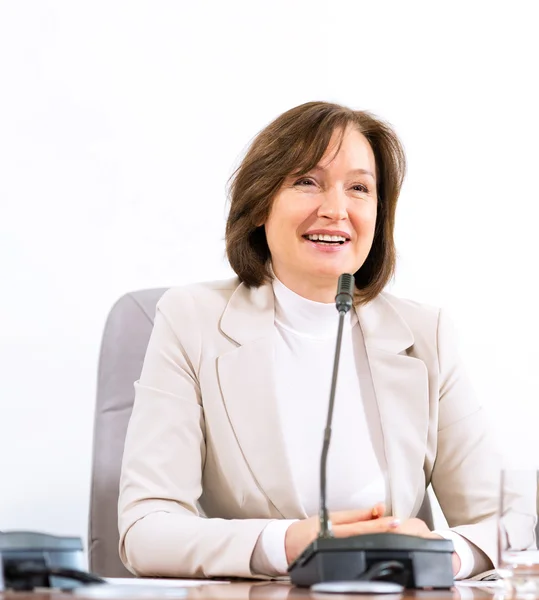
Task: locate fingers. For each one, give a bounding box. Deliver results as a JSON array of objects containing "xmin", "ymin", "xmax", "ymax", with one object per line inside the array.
[
  {"xmin": 330, "ymin": 508, "xmax": 375, "ymax": 525},
  {"xmin": 331, "ymin": 503, "xmax": 386, "ymax": 525},
  {"xmin": 370, "ymin": 502, "xmax": 386, "ymax": 519},
  {"xmin": 388, "ymin": 518, "xmax": 431, "ymax": 538},
  {"xmin": 334, "ymin": 516, "xmax": 400, "ymax": 538}
]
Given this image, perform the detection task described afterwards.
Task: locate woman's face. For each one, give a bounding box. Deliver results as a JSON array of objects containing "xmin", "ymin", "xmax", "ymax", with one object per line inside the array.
[{"xmin": 264, "ymin": 125, "xmax": 378, "ymax": 301}]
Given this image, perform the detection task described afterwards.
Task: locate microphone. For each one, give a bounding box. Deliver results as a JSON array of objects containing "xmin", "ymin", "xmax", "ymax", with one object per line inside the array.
[
  {"xmin": 334, "ymin": 272, "xmax": 354, "ymax": 313},
  {"xmin": 287, "ymin": 274, "xmax": 455, "ymax": 589},
  {"xmin": 319, "ymin": 274, "xmax": 354, "ymax": 539}
]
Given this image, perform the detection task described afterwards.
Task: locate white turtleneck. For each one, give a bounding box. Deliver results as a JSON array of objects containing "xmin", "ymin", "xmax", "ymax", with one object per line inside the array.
[
  {"xmin": 249, "ymin": 277, "xmax": 475, "ymax": 579},
  {"xmin": 271, "ymin": 276, "xmax": 388, "ymax": 517}
]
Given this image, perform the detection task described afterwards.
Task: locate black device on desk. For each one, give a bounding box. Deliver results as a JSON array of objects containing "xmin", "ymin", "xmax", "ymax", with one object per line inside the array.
[
  {"xmin": 287, "ymin": 274, "xmax": 455, "ymax": 589},
  {"xmin": 0, "ymin": 531, "xmax": 105, "ymax": 591}
]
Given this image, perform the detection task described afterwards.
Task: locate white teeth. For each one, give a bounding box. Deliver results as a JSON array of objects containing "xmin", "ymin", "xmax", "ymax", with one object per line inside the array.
[{"xmin": 306, "ymin": 234, "xmax": 347, "ymax": 242}]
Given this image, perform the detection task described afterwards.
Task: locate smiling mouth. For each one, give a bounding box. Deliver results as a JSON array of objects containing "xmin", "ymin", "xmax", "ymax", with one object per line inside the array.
[{"xmin": 302, "ymin": 234, "xmax": 349, "ymax": 246}]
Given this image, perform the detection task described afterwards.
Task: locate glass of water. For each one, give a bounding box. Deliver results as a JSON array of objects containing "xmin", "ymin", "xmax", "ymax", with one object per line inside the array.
[{"xmin": 498, "ymin": 468, "xmax": 539, "ymax": 594}]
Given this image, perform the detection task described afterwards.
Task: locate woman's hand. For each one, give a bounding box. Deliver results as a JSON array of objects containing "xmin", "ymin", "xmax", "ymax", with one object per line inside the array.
[
  {"xmin": 389, "ymin": 517, "xmax": 438, "ymax": 538},
  {"xmin": 286, "ymin": 512, "xmax": 461, "ymax": 577},
  {"xmin": 285, "ymin": 504, "xmax": 399, "ymax": 564},
  {"xmin": 390, "ymin": 518, "xmax": 462, "ymax": 576}
]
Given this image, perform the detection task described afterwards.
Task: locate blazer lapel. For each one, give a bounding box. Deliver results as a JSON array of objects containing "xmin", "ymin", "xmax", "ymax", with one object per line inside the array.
[
  {"xmin": 356, "ymin": 295, "xmax": 430, "ymax": 520},
  {"xmin": 217, "ymin": 282, "xmax": 306, "ymax": 519}
]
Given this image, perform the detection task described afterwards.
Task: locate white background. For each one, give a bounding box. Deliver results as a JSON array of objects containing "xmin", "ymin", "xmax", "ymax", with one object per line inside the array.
[{"xmin": 1, "ymin": 1, "xmax": 538, "ymax": 554}]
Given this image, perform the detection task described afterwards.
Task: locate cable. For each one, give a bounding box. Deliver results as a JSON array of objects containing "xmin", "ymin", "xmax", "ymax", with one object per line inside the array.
[
  {"xmin": 6, "ymin": 563, "xmax": 106, "ymax": 587},
  {"xmin": 42, "ymin": 567, "xmax": 106, "ymax": 584}
]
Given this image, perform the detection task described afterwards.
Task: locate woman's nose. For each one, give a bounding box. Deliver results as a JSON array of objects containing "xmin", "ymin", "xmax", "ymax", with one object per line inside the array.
[{"xmin": 317, "ymin": 188, "xmax": 348, "ymax": 220}]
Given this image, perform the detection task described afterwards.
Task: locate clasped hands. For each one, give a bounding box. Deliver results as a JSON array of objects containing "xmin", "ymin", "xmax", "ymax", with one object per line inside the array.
[{"xmin": 285, "ymin": 503, "xmax": 461, "ymax": 575}]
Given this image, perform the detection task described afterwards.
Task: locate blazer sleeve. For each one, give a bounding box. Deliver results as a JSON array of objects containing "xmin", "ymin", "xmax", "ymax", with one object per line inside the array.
[
  {"xmin": 430, "ymin": 308, "xmax": 501, "ymax": 573},
  {"xmin": 118, "ymin": 289, "xmax": 273, "ymax": 578}
]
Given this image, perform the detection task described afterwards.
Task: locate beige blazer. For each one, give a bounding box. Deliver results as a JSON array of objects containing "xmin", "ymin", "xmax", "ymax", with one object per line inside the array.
[{"xmin": 118, "ymin": 278, "xmax": 500, "ymax": 578}]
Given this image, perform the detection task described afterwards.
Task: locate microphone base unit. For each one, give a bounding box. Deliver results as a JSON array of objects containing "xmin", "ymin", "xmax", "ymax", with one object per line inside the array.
[{"xmin": 288, "ymin": 533, "xmax": 455, "ymax": 589}]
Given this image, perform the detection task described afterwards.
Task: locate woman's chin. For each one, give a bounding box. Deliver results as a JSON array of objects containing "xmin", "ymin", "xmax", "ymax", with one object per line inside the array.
[
  {"xmin": 300, "ymin": 251, "xmax": 359, "ymax": 279},
  {"xmin": 305, "ymin": 265, "xmax": 355, "ymax": 282}
]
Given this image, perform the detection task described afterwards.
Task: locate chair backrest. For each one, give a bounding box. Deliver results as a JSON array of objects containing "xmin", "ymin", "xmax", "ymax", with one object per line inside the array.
[{"xmin": 88, "ymin": 288, "xmax": 167, "ymax": 577}]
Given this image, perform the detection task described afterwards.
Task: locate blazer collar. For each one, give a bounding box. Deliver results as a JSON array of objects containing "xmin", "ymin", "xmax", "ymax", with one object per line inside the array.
[
  {"xmin": 356, "ymin": 293, "xmax": 429, "ymax": 519},
  {"xmin": 355, "ymin": 292, "xmax": 415, "ymax": 354},
  {"xmin": 220, "ymin": 281, "xmax": 275, "ymax": 345},
  {"xmin": 220, "ymin": 281, "xmax": 416, "ymax": 354},
  {"xmin": 217, "ymin": 281, "xmax": 305, "ymax": 518}
]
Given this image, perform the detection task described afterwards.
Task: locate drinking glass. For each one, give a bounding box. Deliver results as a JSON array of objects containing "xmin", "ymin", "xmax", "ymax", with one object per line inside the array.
[{"xmin": 498, "ymin": 468, "xmax": 539, "ymax": 595}]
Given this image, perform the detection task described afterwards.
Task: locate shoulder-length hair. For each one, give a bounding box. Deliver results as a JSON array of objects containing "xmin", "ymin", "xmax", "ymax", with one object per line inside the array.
[{"xmin": 225, "ymin": 101, "xmax": 406, "ymax": 303}]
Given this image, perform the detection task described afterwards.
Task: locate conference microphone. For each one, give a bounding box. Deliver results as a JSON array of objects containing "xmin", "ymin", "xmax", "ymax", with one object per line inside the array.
[
  {"xmin": 319, "ymin": 273, "xmax": 354, "ymax": 539},
  {"xmin": 287, "ymin": 274, "xmax": 455, "ymax": 589}
]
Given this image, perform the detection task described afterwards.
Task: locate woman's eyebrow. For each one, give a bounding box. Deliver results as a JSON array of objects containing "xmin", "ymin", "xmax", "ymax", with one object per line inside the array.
[{"xmin": 310, "ymin": 165, "xmax": 376, "ymax": 180}]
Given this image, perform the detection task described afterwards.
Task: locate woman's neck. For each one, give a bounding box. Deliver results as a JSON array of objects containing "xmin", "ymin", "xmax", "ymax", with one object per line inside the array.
[{"xmin": 271, "ymin": 270, "xmax": 339, "ymax": 304}]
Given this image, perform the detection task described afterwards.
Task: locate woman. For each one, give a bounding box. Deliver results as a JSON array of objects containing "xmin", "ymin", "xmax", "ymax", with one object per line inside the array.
[{"xmin": 118, "ymin": 101, "xmax": 499, "ymax": 580}]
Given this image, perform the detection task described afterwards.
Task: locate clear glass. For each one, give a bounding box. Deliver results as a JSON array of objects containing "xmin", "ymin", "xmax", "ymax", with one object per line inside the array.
[{"xmin": 498, "ymin": 468, "xmax": 539, "ymax": 595}]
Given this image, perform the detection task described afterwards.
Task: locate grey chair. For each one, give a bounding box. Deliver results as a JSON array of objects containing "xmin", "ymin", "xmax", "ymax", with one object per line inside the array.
[
  {"xmin": 88, "ymin": 287, "xmax": 439, "ymax": 577},
  {"xmin": 88, "ymin": 288, "xmax": 167, "ymax": 577}
]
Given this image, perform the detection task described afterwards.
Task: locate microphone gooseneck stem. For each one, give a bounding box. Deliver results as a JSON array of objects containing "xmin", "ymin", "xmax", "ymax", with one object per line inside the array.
[{"xmin": 319, "ymin": 307, "xmax": 347, "ymax": 539}]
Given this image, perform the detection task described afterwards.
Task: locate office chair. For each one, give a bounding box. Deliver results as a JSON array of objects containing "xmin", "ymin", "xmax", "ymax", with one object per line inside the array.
[{"xmin": 88, "ymin": 288, "xmax": 167, "ymax": 577}]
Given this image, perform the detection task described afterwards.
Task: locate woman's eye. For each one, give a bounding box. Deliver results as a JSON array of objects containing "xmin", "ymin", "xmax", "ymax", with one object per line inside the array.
[
  {"xmin": 352, "ymin": 184, "xmax": 369, "ymax": 193},
  {"xmin": 294, "ymin": 178, "xmax": 315, "ymax": 186}
]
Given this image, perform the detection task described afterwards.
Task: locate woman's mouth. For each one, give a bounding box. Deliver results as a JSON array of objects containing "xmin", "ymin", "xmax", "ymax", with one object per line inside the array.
[
  {"xmin": 302, "ymin": 233, "xmax": 351, "ymax": 253},
  {"xmin": 302, "ymin": 233, "xmax": 349, "ymax": 246}
]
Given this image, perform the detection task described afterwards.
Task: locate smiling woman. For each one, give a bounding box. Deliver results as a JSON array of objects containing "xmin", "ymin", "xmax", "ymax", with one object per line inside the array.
[
  {"xmin": 118, "ymin": 101, "xmax": 504, "ymax": 582},
  {"xmin": 225, "ymin": 102, "xmax": 404, "ymax": 303}
]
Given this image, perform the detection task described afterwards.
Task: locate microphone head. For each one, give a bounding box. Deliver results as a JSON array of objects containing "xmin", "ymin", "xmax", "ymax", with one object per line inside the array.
[
  {"xmin": 335, "ymin": 273, "xmax": 354, "ymax": 313},
  {"xmin": 337, "ymin": 273, "xmax": 354, "ymax": 297}
]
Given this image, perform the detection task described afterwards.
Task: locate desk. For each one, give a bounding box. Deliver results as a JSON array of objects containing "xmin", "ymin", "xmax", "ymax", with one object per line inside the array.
[{"xmin": 0, "ymin": 582, "xmax": 514, "ymax": 600}]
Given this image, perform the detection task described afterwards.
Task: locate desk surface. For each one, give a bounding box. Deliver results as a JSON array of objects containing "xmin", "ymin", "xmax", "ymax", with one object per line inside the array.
[{"xmin": 0, "ymin": 582, "xmax": 510, "ymax": 600}]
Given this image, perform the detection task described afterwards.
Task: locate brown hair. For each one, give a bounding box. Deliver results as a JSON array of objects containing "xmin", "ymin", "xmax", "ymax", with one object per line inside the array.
[{"xmin": 225, "ymin": 101, "xmax": 406, "ymax": 303}]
